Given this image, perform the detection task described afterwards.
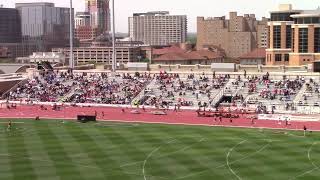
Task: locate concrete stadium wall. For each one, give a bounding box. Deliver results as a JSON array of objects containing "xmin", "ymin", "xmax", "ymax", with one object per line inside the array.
[
  {"xmin": 148, "ymin": 64, "xmax": 309, "ymax": 73},
  {"xmin": 0, "ymin": 64, "xmax": 34, "ymax": 74}
]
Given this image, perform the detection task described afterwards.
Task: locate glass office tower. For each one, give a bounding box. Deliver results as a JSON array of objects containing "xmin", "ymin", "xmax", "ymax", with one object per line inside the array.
[{"xmin": 15, "ymin": 2, "xmax": 73, "ymax": 52}]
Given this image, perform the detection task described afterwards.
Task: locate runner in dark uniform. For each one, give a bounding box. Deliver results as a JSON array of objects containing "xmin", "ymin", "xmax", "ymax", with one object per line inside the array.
[{"xmin": 7, "ymin": 120, "xmax": 12, "ymax": 131}]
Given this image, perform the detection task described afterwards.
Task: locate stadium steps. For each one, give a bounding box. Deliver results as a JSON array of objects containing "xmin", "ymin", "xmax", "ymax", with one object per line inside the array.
[
  {"xmin": 131, "ymin": 78, "xmax": 156, "ymax": 105},
  {"xmin": 293, "ymin": 82, "xmax": 308, "ymax": 104},
  {"xmin": 209, "ymin": 79, "xmax": 233, "ymax": 107},
  {"xmin": 59, "ymin": 89, "xmax": 76, "ymax": 102}
]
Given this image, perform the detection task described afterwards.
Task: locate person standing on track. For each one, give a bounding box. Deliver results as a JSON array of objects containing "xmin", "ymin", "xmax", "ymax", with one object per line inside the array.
[
  {"xmin": 304, "ymin": 125, "xmax": 307, "ymax": 137},
  {"xmin": 251, "ymin": 116, "xmax": 254, "ymax": 125},
  {"xmin": 7, "ymin": 120, "xmax": 12, "ymax": 131},
  {"xmin": 212, "ymin": 116, "xmax": 217, "ymax": 126}
]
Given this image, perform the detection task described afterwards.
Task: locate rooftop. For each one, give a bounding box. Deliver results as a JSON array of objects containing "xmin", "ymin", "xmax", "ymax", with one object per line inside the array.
[
  {"xmin": 153, "ymin": 46, "xmax": 185, "ymax": 55},
  {"xmin": 153, "ymin": 50, "xmax": 223, "ymax": 61},
  {"xmin": 291, "ymin": 8, "xmax": 320, "ymax": 18},
  {"xmin": 133, "ymin": 11, "xmax": 170, "ymax": 16},
  {"xmin": 15, "ymin": 2, "xmax": 55, "ymax": 8},
  {"xmin": 239, "ymin": 48, "xmax": 266, "ymax": 59}
]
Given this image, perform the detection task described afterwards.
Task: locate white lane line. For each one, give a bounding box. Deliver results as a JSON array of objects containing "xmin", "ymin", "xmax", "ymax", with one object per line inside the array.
[
  {"xmin": 308, "ymin": 142, "xmax": 319, "ymax": 169},
  {"xmin": 226, "ymin": 140, "xmax": 247, "ymax": 180},
  {"xmin": 176, "ymin": 140, "xmax": 271, "ymax": 180},
  {"xmin": 120, "ymin": 138, "xmax": 205, "ymax": 168},
  {"xmin": 1, "ymin": 117, "xmax": 320, "ymax": 133},
  {"xmin": 290, "ymin": 142, "xmax": 320, "ymax": 180},
  {"xmin": 0, "ymin": 153, "xmax": 169, "ymax": 179},
  {"xmin": 119, "ymin": 137, "xmax": 275, "ymax": 172},
  {"xmin": 291, "ymin": 168, "xmax": 318, "ymax": 180},
  {"xmin": 0, "ymin": 122, "xmax": 25, "ymax": 124},
  {"xmin": 288, "ymin": 133, "xmax": 306, "ymax": 138},
  {"xmin": 229, "ymin": 142, "xmax": 271, "ymax": 166},
  {"xmin": 159, "ymin": 138, "xmax": 206, "ymax": 158},
  {"xmin": 142, "ymin": 139, "xmax": 176, "ymax": 180}
]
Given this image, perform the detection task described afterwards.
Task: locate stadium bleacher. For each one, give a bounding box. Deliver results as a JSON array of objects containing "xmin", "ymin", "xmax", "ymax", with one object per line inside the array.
[{"xmin": 5, "ymin": 70, "xmax": 320, "ymax": 114}]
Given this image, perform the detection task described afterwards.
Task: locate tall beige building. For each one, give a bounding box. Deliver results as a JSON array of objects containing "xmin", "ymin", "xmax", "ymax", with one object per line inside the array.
[
  {"xmin": 197, "ymin": 12, "xmax": 268, "ymax": 58},
  {"xmin": 129, "ymin": 11, "xmax": 187, "ymax": 46}
]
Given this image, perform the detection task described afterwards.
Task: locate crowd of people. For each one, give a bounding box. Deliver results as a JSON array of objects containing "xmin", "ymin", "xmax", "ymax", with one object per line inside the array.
[
  {"xmin": 9, "ymin": 72, "xmax": 72, "ymax": 102},
  {"xmin": 64, "ymin": 72, "xmax": 152, "ymax": 105},
  {"xmin": 142, "ymin": 72, "xmax": 230, "ymax": 108},
  {"xmin": 5, "ymin": 70, "xmax": 320, "ymax": 113},
  {"xmin": 217, "ymin": 74, "xmax": 310, "ymax": 113},
  {"xmin": 8, "ymin": 71, "xmax": 152, "ymax": 105}
]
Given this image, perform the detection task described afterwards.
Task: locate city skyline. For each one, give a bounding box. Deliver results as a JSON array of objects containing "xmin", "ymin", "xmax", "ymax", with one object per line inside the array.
[{"xmin": 3, "ymin": 0, "xmax": 320, "ymax": 33}]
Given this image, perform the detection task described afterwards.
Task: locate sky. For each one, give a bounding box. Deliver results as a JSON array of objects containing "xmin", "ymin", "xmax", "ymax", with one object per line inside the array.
[{"xmin": 4, "ymin": 0, "xmax": 320, "ymax": 33}]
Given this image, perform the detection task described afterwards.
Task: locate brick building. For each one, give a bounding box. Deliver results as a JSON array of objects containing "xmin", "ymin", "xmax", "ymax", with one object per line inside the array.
[
  {"xmin": 266, "ymin": 4, "xmax": 320, "ymax": 66},
  {"xmin": 197, "ymin": 12, "xmax": 268, "ymax": 58},
  {"xmin": 75, "ymin": 12, "xmax": 96, "ymax": 41}
]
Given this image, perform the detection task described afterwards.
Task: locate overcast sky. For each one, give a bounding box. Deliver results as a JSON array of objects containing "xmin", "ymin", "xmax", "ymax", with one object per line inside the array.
[{"xmin": 4, "ymin": 0, "xmax": 320, "ymax": 32}]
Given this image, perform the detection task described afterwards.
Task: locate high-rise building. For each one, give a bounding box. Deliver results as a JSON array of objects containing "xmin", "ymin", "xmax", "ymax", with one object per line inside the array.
[
  {"xmin": 266, "ymin": 4, "xmax": 320, "ymax": 66},
  {"xmin": 197, "ymin": 12, "xmax": 269, "ymax": 58},
  {"xmin": 0, "ymin": 7, "xmax": 36, "ymax": 58},
  {"xmin": 15, "ymin": 2, "xmax": 73, "ymax": 52},
  {"xmin": 0, "ymin": 8, "xmax": 21, "ymax": 43},
  {"xmin": 128, "ymin": 11, "xmax": 187, "ymax": 46},
  {"xmin": 75, "ymin": 12, "xmax": 91, "ymax": 27},
  {"xmin": 75, "ymin": 12, "xmax": 97, "ymax": 40},
  {"xmin": 85, "ymin": 0, "xmax": 110, "ymax": 35}
]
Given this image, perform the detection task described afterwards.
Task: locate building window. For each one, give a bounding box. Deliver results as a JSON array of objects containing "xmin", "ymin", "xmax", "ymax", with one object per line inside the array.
[
  {"xmin": 273, "ymin": 26, "xmax": 281, "ymax": 49},
  {"xmin": 268, "ymin": 26, "xmax": 271, "ymax": 48},
  {"xmin": 275, "ymin": 54, "xmax": 282, "ymax": 61},
  {"xmin": 295, "ymin": 17, "xmax": 320, "ymax": 24},
  {"xmin": 286, "ymin": 25, "xmax": 292, "ymax": 49},
  {"xmin": 269, "ymin": 54, "xmax": 272, "ymax": 62},
  {"xmin": 315, "ymin": 28, "xmax": 320, "ymax": 53},
  {"xmin": 299, "ymin": 28, "xmax": 308, "ymax": 53},
  {"xmin": 271, "ymin": 13, "xmax": 295, "ymax": 21},
  {"xmin": 292, "ymin": 28, "xmax": 295, "ymax": 51},
  {"xmin": 284, "ymin": 54, "xmax": 289, "ymax": 61}
]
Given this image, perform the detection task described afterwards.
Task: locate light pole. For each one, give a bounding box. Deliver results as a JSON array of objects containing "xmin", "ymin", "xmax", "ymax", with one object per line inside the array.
[
  {"xmin": 69, "ymin": 0, "xmax": 74, "ymax": 69},
  {"xmin": 111, "ymin": 0, "xmax": 116, "ymax": 72}
]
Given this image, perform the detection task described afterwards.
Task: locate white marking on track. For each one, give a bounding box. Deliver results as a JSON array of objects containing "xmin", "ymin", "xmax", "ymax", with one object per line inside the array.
[
  {"xmin": 142, "ymin": 139, "xmax": 176, "ymax": 180},
  {"xmin": 0, "ymin": 122, "xmax": 25, "ymax": 124},
  {"xmin": 289, "ymin": 142, "xmax": 320, "ymax": 180},
  {"xmin": 120, "ymin": 138, "xmax": 204, "ymax": 168},
  {"xmin": 308, "ymin": 143, "xmax": 318, "ymax": 167},
  {"xmin": 0, "ymin": 153, "xmax": 169, "ymax": 179},
  {"xmin": 176, "ymin": 140, "xmax": 272, "ymax": 179},
  {"xmin": 287, "ymin": 133, "xmax": 306, "ymax": 138},
  {"xmin": 226, "ymin": 140, "xmax": 247, "ymax": 180},
  {"xmin": 159, "ymin": 138, "xmax": 206, "ymax": 158}
]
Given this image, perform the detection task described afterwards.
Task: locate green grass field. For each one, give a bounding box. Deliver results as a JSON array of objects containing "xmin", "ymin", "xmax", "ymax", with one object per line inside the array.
[{"xmin": 0, "ymin": 119, "xmax": 320, "ymax": 180}]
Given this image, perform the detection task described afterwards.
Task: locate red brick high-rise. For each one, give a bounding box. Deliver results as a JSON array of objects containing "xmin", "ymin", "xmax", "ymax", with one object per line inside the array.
[
  {"xmin": 85, "ymin": 0, "xmax": 110, "ymax": 34},
  {"xmin": 75, "ymin": 0, "xmax": 110, "ymax": 41}
]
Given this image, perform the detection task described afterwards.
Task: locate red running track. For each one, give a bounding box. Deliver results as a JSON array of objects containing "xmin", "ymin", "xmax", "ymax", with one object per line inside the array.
[{"xmin": 0, "ymin": 105, "xmax": 320, "ymax": 132}]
